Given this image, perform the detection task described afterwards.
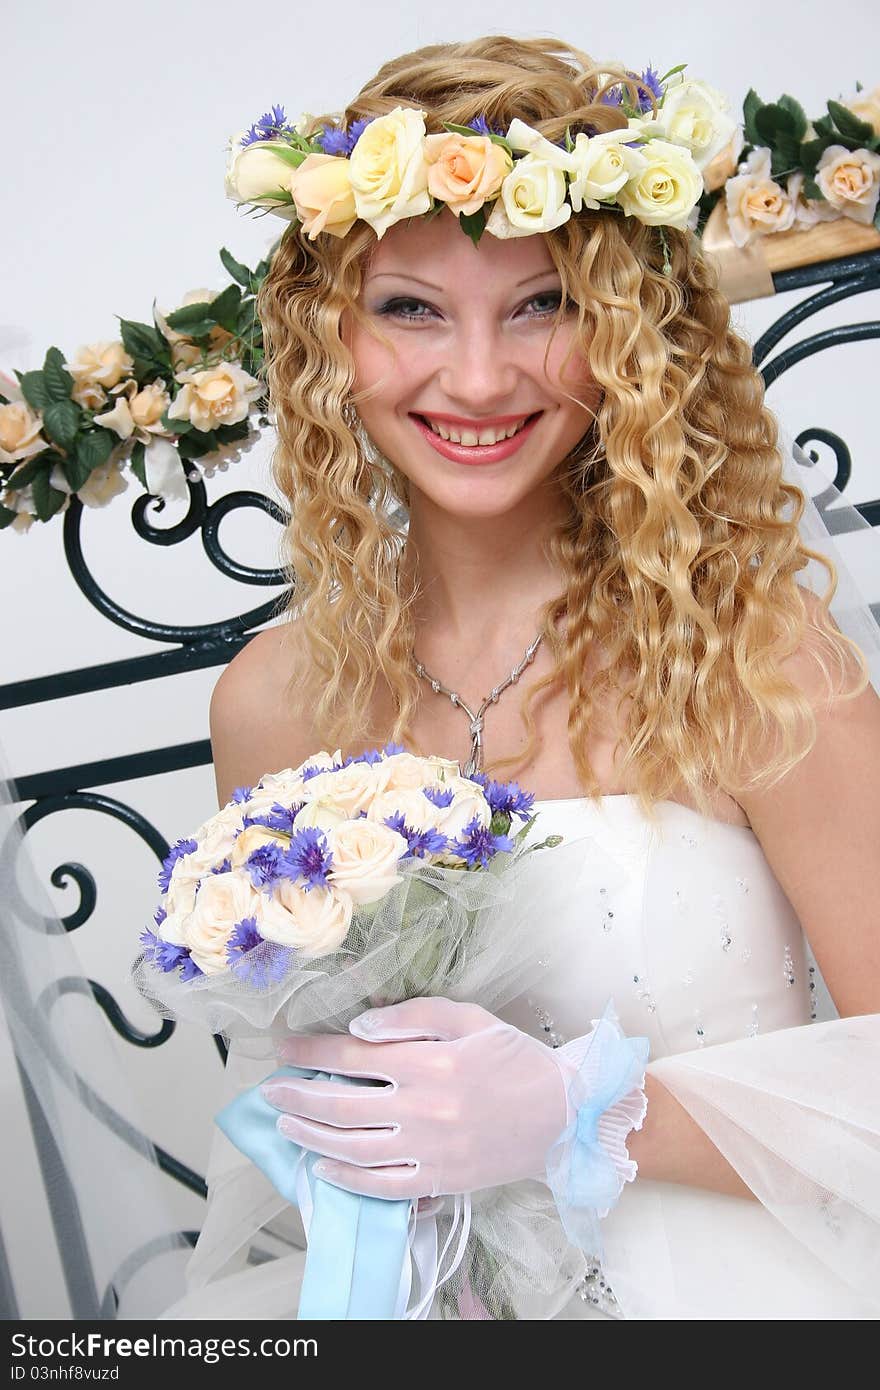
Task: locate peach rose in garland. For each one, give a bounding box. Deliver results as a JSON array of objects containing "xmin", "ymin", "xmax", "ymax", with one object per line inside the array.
[
  {"xmin": 288, "ymin": 153, "xmax": 358, "ymax": 238},
  {"xmin": 0, "ymin": 401, "xmax": 47, "ymax": 465},
  {"xmin": 65, "ymin": 341, "xmax": 134, "ymax": 392},
  {"xmin": 167, "ymin": 361, "xmax": 262, "ymax": 432},
  {"xmin": 423, "ymin": 132, "xmax": 513, "ymax": 216},
  {"xmin": 816, "ymin": 145, "xmax": 880, "ymax": 226},
  {"xmin": 724, "ymin": 146, "xmax": 797, "ymax": 246}
]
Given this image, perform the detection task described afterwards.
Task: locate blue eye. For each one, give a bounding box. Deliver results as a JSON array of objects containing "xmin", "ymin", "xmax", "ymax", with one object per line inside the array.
[
  {"xmin": 376, "ymin": 297, "xmax": 435, "ymax": 320},
  {"xmin": 525, "ymin": 291, "xmax": 571, "ymax": 316},
  {"xmin": 373, "ymin": 290, "xmax": 572, "ymax": 321}
]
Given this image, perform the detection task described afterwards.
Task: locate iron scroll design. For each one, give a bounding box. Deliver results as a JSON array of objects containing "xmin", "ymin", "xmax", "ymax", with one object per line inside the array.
[{"xmin": 0, "ymin": 245, "xmax": 878, "ymax": 1317}]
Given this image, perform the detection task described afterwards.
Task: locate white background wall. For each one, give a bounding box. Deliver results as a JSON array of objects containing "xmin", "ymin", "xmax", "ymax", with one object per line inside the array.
[{"xmin": 2, "ymin": 0, "xmax": 878, "ymax": 1317}]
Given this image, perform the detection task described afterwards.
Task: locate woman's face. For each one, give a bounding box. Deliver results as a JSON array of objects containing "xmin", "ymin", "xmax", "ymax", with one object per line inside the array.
[{"xmin": 341, "ymin": 208, "xmax": 601, "ymax": 521}]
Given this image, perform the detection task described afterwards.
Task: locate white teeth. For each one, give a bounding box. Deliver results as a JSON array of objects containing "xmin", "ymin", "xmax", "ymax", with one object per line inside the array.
[{"xmin": 423, "ymin": 417, "xmax": 530, "ymax": 445}]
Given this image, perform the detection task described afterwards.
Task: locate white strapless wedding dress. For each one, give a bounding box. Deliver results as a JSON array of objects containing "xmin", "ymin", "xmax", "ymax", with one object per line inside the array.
[{"xmin": 159, "ymin": 796, "xmax": 880, "ymax": 1321}]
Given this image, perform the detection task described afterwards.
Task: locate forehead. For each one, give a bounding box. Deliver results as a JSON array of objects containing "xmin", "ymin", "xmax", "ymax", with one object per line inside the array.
[{"xmin": 362, "ymin": 207, "xmax": 558, "ymax": 286}]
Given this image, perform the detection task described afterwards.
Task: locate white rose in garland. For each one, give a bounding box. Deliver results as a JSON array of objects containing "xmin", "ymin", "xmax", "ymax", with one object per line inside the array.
[
  {"xmin": 348, "ymin": 106, "xmax": 432, "ymax": 239},
  {"xmin": 568, "ymin": 130, "xmax": 650, "ymax": 211},
  {"xmin": 633, "ymin": 76, "xmax": 738, "ymax": 172},
  {"xmin": 615, "ymin": 138, "xmax": 704, "ymax": 229},
  {"xmin": 503, "ymin": 118, "xmax": 577, "ymax": 174},
  {"xmin": 485, "ymin": 153, "xmax": 572, "ymax": 238},
  {"xmin": 224, "ymin": 133, "xmax": 300, "ymax": 212}
]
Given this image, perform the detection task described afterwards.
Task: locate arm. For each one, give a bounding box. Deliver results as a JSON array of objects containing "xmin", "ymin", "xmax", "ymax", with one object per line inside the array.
[
  {"xmin": 626, "ymin": 1072, "xmax": 755, "ymax": 1199},
  {"xmin": 209, "ymin": 621, "xmax": 314, "ymax": 809},
  {"xmin": 631, "ymin": 598, "xmax": 880, "ymax": 1200}
]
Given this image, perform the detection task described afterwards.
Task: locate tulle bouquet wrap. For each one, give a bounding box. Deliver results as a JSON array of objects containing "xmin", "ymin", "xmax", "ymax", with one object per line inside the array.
[{"xmin": 133, "ymin": 743, "xmax": 615, "ymax": 1319}]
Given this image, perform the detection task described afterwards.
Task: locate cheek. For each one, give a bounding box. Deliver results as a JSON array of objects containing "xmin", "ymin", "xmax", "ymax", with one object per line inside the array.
[
  {"xmin": 349, "ymin": 327, "xmax": 402, "ymax": 400},
  {"xmin": 547, "ymin": 333, "xmax": 600, "ymax": 405}
]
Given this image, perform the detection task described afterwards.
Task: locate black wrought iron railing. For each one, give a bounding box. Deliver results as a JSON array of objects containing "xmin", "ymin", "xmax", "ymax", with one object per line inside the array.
[{"xmin": 1, "ymin": 245, "xmax": 878, "ymax": 1318}]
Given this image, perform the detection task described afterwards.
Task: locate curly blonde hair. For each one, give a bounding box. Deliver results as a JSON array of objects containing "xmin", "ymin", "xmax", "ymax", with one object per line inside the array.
[{"xmin": 257, "ymin": 33, "xmax": 872, "ymax": 826}]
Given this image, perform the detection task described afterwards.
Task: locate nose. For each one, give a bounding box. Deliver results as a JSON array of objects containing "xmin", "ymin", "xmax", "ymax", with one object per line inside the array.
[{"xmin": 435, "ymin": 316, "xmax": 520, "ymax": 413}]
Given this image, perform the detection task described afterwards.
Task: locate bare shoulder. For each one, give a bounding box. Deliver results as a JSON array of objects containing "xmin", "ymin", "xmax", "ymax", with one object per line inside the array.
[{"xmin": 209, "ymin": 619, "xmax": 317, "ymax": 807}]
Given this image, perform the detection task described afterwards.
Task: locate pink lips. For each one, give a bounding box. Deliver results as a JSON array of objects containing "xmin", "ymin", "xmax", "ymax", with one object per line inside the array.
[{"xmin": 410, "ymin": 412, "xmax": 542, "ymax": 465}]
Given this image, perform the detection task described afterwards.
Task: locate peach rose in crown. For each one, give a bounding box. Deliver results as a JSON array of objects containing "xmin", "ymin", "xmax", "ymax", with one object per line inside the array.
[
  {"xmin": 423, "ymin": 133, "xmax": 513, "ymax": 216},
  {"xmin": 289, "ymin": 153, "xmax": 358, "ymax": 239}
]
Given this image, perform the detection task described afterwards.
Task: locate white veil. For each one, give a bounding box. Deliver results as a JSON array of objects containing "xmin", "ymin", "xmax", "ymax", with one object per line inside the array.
[
  {"xmin": 0, "ymin": 750, "xmax": 193, "ymax": 1318},
  {"xmin": 1, "ymin": 425, "xmax": 878, "ymax": 1318}
]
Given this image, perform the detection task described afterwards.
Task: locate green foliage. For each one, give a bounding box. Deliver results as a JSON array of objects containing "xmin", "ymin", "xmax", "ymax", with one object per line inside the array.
[
  {"xmin": 31, "ymin": 466, "xmax": 68, "ymax": 522},
  {"xmin": 41, "ymin": 399, "xmax": 81, "ymax": 451},
  {"xmin": 5, "ymin": 457, "xmax": 45, "ymax": 491},
  {"xmin": 130, "ymin": 440, "xmax": 147, "ymax": 489},
  {"xmin": 74, "ymin": 428, "xmax": 115, "ymax": 475},
  {"xmin": 827, "ymin": 99, "xmax": 875, "ymax": 143},
  {"xmin": 219, "ymin": 246, "xmax": 252, "ymax": 286},
  {"xmin": 120, "ymin": 318, "xmax": 169, "ymax": 372},
  {"xmin": 42, "ymin": 346, "xmax": 74, "ymax": 402},
  {"xmin": 18, "ymin": 371, "xmax": 48, "ymax": 411},
  {"xmin": 737, "ymin": 85, "xmax": 879, "ymax": 204},
  {"xmin": 459, "ymin": 208, "xmax": 488, "ymax": 247}
]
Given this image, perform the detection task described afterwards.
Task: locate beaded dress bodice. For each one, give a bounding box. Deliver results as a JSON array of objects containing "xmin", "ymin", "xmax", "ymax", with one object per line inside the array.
[{"xmin": 498, "ymin": 795, "xmax": 813, "ymax": 1060}]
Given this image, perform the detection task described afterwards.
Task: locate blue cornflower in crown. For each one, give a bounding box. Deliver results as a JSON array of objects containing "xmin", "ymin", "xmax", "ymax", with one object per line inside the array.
[{"xmin": 223, "ymin": 65, "xmax": 738, "ymax": 265}]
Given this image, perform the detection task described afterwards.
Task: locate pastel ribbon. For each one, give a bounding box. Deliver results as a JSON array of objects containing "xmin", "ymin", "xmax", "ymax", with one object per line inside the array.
[
  {"xmin": 545, "ymin": 1005, "xmax": 650, "ymax": 1257},
  {"xmin": 215, "ymin": 1065, "xmax": 471, "ymax": 1319}
]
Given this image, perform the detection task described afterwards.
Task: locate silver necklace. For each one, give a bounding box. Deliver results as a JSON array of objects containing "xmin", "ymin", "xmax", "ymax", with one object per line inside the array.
[{"xmin": 413, "ymin": 630, "xmax": 544, "ymax": 777}]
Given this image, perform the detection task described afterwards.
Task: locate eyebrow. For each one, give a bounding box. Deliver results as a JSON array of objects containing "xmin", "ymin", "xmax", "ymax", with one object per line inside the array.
[{"xmin": 365, "ymin": 269, "xmax": 561, "ymax": 291}]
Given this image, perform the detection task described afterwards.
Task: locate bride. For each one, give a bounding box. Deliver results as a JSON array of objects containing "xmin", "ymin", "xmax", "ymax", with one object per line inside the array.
[{"xmin": 164, "ymin": 35, "xmax": 880, "ymax": 1319}]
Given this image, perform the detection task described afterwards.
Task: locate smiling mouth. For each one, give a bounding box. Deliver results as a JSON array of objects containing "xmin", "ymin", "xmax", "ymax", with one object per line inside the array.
[{"xmin": 412, "ymin": 413, "xmax": 542, "ymax": 446}]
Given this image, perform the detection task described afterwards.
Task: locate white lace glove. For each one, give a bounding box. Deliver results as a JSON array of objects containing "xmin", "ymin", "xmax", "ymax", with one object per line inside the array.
[{"xmin": 264, "ymin": 996, "xmax": 645, "ymax": 1202}]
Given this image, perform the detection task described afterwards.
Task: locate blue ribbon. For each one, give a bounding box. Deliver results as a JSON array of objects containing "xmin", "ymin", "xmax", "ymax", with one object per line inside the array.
[
  {"xmin": 215, "ymin": 1065, "xmax": 413, "ymax": 1319},
  {"xmin": 545, "ymin": 1003, "xmax": 650, "ymax": 1255}
]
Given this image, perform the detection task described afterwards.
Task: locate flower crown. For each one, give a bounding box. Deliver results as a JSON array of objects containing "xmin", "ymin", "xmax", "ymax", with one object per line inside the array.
[{"xmin": 224, "ymin": 65, "xmax": 739, "ymax": 270}]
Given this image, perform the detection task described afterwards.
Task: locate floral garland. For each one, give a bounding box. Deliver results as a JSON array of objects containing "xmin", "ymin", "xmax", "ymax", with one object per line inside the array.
[
  {"xmin": 0, "ymin": 250, "xmax": 270, "ymax": 532},
  {"xmin": 2, "ymin": 71, "xmax": 878, "ymax": 534}
]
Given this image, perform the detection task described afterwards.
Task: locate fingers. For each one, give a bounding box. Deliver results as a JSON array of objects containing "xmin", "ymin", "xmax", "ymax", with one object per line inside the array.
[
  {"xmin": 276, "ymin": 1112, "xmax": 405, "ymax": 1166},
  {"xmin": 350, "ymin": 996, "xmax": 490, "ymax": 1043},
  {"xmin": 275, "ymin": 1032, "xmax": 400, "ymax": 1084},
  {"xmin": 312, "ymin": 1157, "xmax": 430, "ymax": 1201},
  {"xmin": 262, "ymin": 1077, "xmax": 398, "ymax": 1129}
]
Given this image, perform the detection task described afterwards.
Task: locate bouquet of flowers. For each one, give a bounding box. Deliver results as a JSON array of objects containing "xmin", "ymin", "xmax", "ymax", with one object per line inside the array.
[{"xmin": 133, "ymin": 743, "xmax": 618, "ymax": 1318}]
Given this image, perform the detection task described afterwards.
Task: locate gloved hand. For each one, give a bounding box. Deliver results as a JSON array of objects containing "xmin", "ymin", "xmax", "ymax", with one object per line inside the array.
[{"xmin": 263, "ymin": 996, "xmax": 586, "ymax": 1200}]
